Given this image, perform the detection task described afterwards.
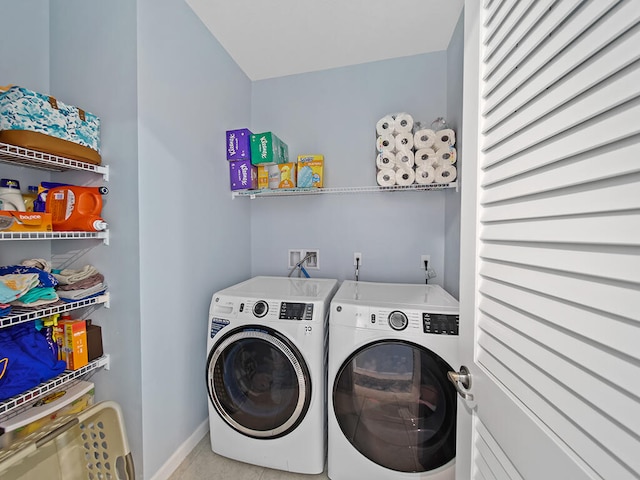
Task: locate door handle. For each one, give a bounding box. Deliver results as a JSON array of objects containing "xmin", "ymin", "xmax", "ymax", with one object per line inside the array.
[{"xmin": 447, "ymin": 365, "xmax": 474, "ymax": 401}]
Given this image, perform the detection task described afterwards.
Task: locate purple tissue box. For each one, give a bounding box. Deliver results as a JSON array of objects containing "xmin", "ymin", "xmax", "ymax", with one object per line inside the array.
[
  {"xmin": 226, "ymin": 128, "xmax": 253, "ymax": 160},
  {"xmin": 229, "ymin": 160, "xmax": 257, "ymax": 190}
]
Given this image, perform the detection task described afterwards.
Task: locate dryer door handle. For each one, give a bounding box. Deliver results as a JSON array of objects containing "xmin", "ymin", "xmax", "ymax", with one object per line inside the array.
[{"xmin": 447, "ymin": 365, "xmax": 474, "ymax": 401}]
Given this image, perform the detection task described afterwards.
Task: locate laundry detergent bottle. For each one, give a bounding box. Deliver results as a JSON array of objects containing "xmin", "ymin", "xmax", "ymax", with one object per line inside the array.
[
  {"xmin": 0, "ymin": 178, "xmax": 26, "ymax": 211},
  {"xmin": 45, "ymin": 185, "xmax": 109, "ymax": 231}
]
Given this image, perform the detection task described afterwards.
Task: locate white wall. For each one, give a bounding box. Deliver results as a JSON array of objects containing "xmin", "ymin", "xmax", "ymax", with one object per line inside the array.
[
  {"xmin": 136, "ymin": 0, "xmax": 252, "ymax": 477},
  {"xmin": 250, "ymin": 53, "xmax": 452, "ymax": 285}
]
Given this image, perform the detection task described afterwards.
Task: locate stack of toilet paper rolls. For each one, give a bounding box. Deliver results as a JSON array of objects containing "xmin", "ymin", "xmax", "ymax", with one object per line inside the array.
[{"xmin": 375, "ymin": 113, "xmax": 457, "ymax": 187}]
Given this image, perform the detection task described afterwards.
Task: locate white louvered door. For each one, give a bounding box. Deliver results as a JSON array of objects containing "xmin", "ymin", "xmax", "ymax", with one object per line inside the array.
[{"xmin": 457, "ymin": 1, "xmax": 640, "ymax": 479}]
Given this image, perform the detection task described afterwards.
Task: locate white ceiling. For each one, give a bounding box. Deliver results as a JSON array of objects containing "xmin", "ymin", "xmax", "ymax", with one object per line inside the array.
[{"xmin": 185, "ymin": 0, "xmax": 464, "ymax": 81}]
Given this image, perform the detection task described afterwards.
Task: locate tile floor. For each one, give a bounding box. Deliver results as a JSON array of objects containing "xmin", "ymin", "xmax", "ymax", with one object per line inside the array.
[{"xmin": 168, "ymin": 435, "xmax": 330, "ymax": 480}]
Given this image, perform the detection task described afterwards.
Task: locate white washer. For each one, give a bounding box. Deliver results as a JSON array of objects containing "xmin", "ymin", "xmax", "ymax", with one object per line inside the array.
[
  {"xmin": 328, "ymin": 280, "xmax": 459, "ymax": 480},
  {"xmin": 206, "ymin": 276, "xmax": 339, "ymax": 474}
]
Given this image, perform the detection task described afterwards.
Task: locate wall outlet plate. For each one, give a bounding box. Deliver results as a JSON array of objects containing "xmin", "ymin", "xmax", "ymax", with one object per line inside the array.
[{"xmin": 354, "ymin": 252, "xmax": 362, "ymax": 266}]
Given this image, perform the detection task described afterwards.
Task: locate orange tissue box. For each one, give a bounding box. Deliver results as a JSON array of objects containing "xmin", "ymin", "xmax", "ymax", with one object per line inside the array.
[{"xmin": 0, "ymin": 211, "xmax": 52, "ymax": 232}]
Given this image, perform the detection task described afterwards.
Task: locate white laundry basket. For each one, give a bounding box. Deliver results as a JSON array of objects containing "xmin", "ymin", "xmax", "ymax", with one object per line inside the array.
[{"xmin": 0, "ymin": 401, "xmax": 134, "ymax": 480}]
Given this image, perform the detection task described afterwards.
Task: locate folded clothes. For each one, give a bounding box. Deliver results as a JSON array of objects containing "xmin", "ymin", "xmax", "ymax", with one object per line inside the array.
[
  {"xmin": 10, "ymin": 287, "xmax": 59, "ymax": 307},
  {"xmin": 0, "ymin": 305, "xmax": 11, "ymax": 317},
  {"xmin": 10, "ymin": 287, "xmax": 58, "ymax": 304},
  {"xmin": 60, "ymin": 289, "xmax": 106, "ymax": 303},
  {"xmin": 11, "ymin": 299, "xmax": 66, "ymax": 311},
  {"xmin": 10, "ymin": 297, "xmax": 60, "ymax": 308},
  {"xmin": 0, "ymin": 274, "xmax": 40, "ymax": 303},
  {"xmin": 52, "ymin": 265, "xmax": 99, "ymax": 286},
  {"xmin": 0, "ymin": 266, "xmax": 58, "ymax": 288},
  {"xmin": 57, "ymin": 283, "xmax": 106, "ymax": 301},
  {"xmin": 57, "ymin": 273, "xmax": 104, "ymax": 292},
  {"xmin": 20, "ymin": 258, "xmax": 52, "ymax": 273}
]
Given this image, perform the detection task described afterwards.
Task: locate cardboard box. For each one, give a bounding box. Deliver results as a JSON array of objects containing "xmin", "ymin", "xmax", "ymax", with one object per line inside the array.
[
  {"xmin": 257, "ymin": 165, "xmax": 271, "ymax": 189},
  {"xmin": 0, "ymin": 211, "xmax": 52, "ymax": 232},
  {"xmin": 229, "ymin": 159, "xmax": 258, "ymax": 190},
  {"xmin": 257, "ymin": 164, "xmax": 297, "ymax": 189},
  {"xmin": 250, "ymin": 132, "xmax": 289, "ymax": 165},
  {"xmin": 273, "ymin": 163, "xmax": 296, "ymax": 188},
  {"xmin": 59, "ymin": 319, "xmax": 88, "ymax": 370},
  {"xmin": 86, "ymin": 320, "xmax": 103, "ymax": 362},
  {"xmin": 226, "ymin": 128, "xmax": 252, "ymax": 160},
  {"xmin": 297, "ymin": 155, "xmax": 324, "ymax": 188}
]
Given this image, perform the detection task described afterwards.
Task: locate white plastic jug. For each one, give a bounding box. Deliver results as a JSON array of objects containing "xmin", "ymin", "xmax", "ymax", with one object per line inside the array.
[{"xmin": 0, "ymin": 178, "xmax": 26, "ymax": 211}]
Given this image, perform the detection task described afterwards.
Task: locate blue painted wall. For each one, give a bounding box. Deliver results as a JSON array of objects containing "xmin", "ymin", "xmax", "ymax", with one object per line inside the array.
[
  {"xmin": 250, "ymin": 53, "xmax": 452, "ymax": 286},
  {"xmin": 444, "ymin": 10, "xmax": 465, "ymax": 300},
  {"xmin": 137, "ymin": 0, "xmax": 252, "ymax": 476}
]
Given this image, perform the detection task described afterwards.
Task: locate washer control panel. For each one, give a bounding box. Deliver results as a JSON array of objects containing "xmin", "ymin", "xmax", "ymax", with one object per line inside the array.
[
  {"xmin": 422, "ymin": 313, "xmax": 459, "ymax": 335},
  {"xmin": 279, "ymin": 302, "xmax": 314, "ymax": 321}
]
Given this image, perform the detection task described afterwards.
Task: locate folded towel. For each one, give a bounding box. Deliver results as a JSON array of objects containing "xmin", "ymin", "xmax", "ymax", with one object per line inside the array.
[
  {"xmin": 57, "ymin": 283, "xmax": 106, "ymax": 301},
  {"xmin": 57, "ymin": 273, "xmax": 104, "ymax": 291},
  {"xmin": 10, "ymin": 287, "xmax": 58, "ymax": 305},
  {"xmin": 53, "ymin": 265, "xmax": 99, "ymax": 285},
  {"xmin": 20, "ymin": 258, "xmax": 52, "ymax": 272},
  {"xmin": 0, "ymin": 273, "xmax": 40, "ymax": 303},
  {"xmin": 60, "ymin": 289, "xmax": 106, "ymax": 303}
]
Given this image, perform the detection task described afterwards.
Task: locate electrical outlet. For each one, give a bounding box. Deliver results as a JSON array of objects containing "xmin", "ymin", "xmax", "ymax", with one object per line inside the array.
[
  {"xmin": 354, "ymin": 252, "xmax": 362, "ymax": 266},
  {"xmin": 421, "ymin": 255, "xmax": 431, "ymax": 269},
  {"xmin": 305, "ymin": 249, "xmax": 320, "ymax": 269}
]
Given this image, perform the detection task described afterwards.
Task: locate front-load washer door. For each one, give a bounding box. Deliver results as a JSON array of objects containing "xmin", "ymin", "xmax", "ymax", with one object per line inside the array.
[
  {"xmin": 206, "ymin": 325, "xmax": 311, "ymax": 439},
  {"xmin": 333, "ymin": 340, "xmax": 456, "ymax": 473}
]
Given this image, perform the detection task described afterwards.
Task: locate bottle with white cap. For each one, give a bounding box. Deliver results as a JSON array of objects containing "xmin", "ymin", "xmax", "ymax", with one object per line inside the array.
[{"xmin": 0, "ymin": 178, "xmax": 26, "ymax": 211}]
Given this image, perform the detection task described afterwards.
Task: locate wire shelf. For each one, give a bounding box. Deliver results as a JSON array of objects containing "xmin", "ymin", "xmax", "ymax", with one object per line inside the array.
[
  {"xmin": 232, "ymin": 182, "xmax": 458, "ymax": 199},
  {"xmin": 0, "ymin": 142, "xmax": 109, "ymax": 180},
  {"xmin": 0, "ymin": 356, "xmax": 110, "ymax": 416},
  {"xmin": 0, "ymin": 230, "xmax": 109, "ymax": 243},
  {"xmin": 0, "ymin": 293, "xmax": 109, "ymax": 329}
]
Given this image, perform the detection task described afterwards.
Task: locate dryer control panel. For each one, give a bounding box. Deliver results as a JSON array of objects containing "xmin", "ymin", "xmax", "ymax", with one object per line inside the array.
[{"xmin": 422, "ymin": 313, "xmax": 459, "ymax": 335}]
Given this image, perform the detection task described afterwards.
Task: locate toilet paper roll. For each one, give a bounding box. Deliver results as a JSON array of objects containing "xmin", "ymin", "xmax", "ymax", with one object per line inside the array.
[
  {"xmin": 415, "ymin": 166, "xmax": 436, "ymax": 184},
  {"xmin": 434, "ymin": 164, "xmax": 457, "ymax": 184},
  {"xmin": 395, "ymin": 167, "xmax": 415, "ymax": 186},
  {"xmin": 395, "ymin": 132, "xmax": 414, "ymax": 151},
  {"xmin": 376, "ymin": 151, "xmax": 396, "ymax": 170},
  {"xmin": 435, "ymin": 146, "xmax": 457, "ymax": 165},
  {"xmin": 413, "ymin": 128, "xmax": 436, "ymax": 149},
  {"xmin": 434, "ymin": 128, "xmax": 456, "ymax": 149},
  {"xmin": 414, "ymin": 148, "xmax": 438, "ymax": 168},
  {"xmin": 376, "ymin": 133, "xmax": 395, "ymax": 152},
  {"xmin": 377, "ymin": 168, "xmax": 396, "ymax": 187},
  {"xmin": 376, "ymin": 115, "xmax": 396, "ymax": 136},
  {"xmin": 393, "ymin": 112, "xmax": 414, "ymax": 133},
  {"xmin": 395, "ymin": 149, "xmax": 414, "ymax": 169}
]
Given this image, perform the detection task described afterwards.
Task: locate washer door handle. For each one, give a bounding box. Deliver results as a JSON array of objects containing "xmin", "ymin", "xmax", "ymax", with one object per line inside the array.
[{"xmin": 447, "ymin": 365, "xmax": 474, "ymax": 401}]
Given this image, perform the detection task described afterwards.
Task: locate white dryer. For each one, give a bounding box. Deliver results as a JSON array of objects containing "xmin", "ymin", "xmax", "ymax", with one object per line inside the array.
[
  {"xmin": 206, "ymin": 276, "xmax": 339, "ymax": 474},
  {"xmin": 327, "ymin": 280, "xmax": 459, "ymax": 480}
]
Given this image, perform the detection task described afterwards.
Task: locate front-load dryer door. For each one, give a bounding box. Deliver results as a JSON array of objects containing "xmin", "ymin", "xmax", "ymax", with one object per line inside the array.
[
  {"xmin": 333, "ymin": 340, "xmax": 456, "ymax": 473},
  {"xmin": 206, "ymin": 325, "xmax": 311, "ymax": 439}
]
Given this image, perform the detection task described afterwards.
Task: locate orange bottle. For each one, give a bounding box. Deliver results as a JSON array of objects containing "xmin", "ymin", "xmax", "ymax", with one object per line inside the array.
[{"xmin": 45, "ymin": 185, "xmax": 108, "ymax": 231}]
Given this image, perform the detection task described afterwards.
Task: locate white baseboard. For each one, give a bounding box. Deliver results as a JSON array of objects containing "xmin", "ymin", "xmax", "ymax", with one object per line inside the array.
[{"xmin": 149, "ymin": 420, "xmax": 209, "ymax": 480}]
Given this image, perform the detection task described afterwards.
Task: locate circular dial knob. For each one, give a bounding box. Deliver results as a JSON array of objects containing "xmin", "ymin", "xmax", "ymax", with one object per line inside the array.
[
  {"xmin": 253, "ymin": 300, "xmax": 269, "ymax": 318},
  {"xmin": 388, "ymin": 310, "xmax": 408, "ymax": 331}
]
